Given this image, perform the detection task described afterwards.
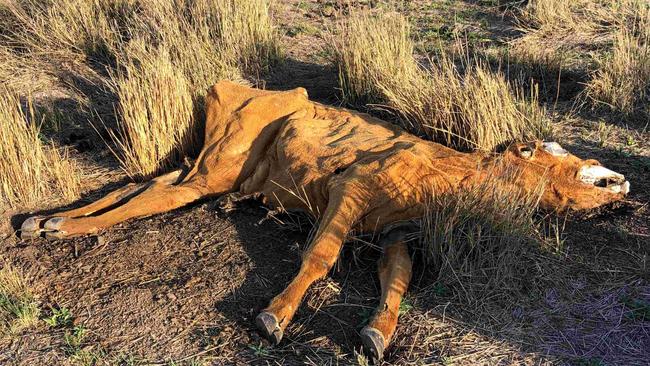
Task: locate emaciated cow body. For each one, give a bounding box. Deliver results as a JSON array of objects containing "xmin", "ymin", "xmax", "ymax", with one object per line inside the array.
[{"xmin": 20, "ymin": 81, "xmax": 630, "ymax": 361}]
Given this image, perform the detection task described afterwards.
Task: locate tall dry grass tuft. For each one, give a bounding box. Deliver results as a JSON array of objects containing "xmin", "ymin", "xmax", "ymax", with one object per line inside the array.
[
  {"xmin": 515, "ymin": 0, "xmax": 645, "ymax": 47},
  {"xmin": 201, "ymin": 0, "xmax": 282, "ymax": 75},
  {"xmin": 329, "ymin": 12, "xmax": 416, "ymax": 106},
  {"xmin": 516, "ymin": 0, "xmax": 650, "ymax": 114},
  {"xmin": 0, "ymin": 90, "xmax": 81, "ymax": 210},
  {"xmin": 0, "ymin": 46, "xmax": 53, "ymax": 92},
  {"xmin": 419, "ymin": 162, "xmax": 545, "ymax": 300},
  {"xmin": 1, "ymin": 0, "xmax": 281, "ymax": 180},
  {"xmin": 586, "ymin": 8, "xmax": 650, "ymax": 114},
  {"xmin": 0, "ymin": 262, "xmax": 40, "ymax": 335},
  {"xmin": 109, "ymin": 45, "xmax": 196, "ymax": 179},
  {"xmin": 329, "ymin": 12, "xmax": 548, "ymax": 151}
]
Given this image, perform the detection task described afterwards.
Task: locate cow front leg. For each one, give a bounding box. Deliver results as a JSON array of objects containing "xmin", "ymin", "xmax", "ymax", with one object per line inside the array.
[
  {"xmin": 361, "ymin": 228, "xmax": 412, "ymax": 362},
  {"xmin": 256, "ymin": 186, "xmax": 366, "ymax": 344},
  {"xmin": 23, "ymin": 168, "xmax": 217, "ymax": 239},
  {"xmin": 20, "ymin": 170, "xmax": 183, "ymax": 239}
]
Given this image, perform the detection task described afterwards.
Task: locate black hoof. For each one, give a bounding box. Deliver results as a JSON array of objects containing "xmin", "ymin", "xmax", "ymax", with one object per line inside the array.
[
  {"xmin": 255, "ymin": 311, "xmax": 283, "ymax": 345},
  {"xmin": 360, "ymin": 326, "xmax": 386, "ymax": 363}
]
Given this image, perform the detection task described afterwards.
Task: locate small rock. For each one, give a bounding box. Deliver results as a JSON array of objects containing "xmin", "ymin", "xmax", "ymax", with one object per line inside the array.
[
  {"xmin": 167, "ymin": 292, "xmax": 177, "ymax": 301},
  {"xmin": 96, "ymin": 236, "xmax": 105, "ymax": 245}
]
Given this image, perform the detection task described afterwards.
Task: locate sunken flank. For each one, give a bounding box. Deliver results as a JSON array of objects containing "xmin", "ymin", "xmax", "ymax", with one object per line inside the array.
[{"xmin": 19, "ymin": 81, "xmax": 630, "ymax": 361}]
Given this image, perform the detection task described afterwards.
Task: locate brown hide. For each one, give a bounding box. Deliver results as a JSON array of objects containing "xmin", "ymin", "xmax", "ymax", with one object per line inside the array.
[
  {"xmin": 189, "ymin": 81, "xmax": 627, "ymax": 223},
  {"xmin": 20, "ymin": 81, "xmax": 630, "ymax": 360}
]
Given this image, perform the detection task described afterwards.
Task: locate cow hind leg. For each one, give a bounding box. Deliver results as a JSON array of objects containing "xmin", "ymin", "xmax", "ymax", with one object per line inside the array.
[{"xmin": 361, "ymin": 228, "xmax": 412, "ymax": 362}]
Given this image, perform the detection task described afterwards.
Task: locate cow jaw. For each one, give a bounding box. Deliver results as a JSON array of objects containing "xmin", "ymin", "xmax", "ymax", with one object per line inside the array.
[{"xmin": 578, "ymin": 165, "xmax": 630, "ymax": 195}]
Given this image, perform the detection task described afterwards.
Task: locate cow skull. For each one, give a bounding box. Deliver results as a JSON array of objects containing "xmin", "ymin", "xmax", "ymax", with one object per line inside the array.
[{"xmin": 579, "ymin": 165, "xmax": 630, "ymax": 194}]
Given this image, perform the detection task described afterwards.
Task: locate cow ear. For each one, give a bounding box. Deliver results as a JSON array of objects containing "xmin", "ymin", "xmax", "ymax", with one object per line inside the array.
[{"xmin": 515, "ymin": 142, "xmax": 535, "ymax": 160}]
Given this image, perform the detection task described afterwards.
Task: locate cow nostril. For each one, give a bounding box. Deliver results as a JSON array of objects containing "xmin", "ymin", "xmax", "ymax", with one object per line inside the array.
[{"xmin": 594, "ymin": 178, "xmax": 607, "ymax": 187}]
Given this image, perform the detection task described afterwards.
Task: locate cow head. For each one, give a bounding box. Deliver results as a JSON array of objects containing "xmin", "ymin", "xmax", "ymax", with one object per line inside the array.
[{"xmin": 504, "ymin": 141, "xmax": 630, "ymax": 211}]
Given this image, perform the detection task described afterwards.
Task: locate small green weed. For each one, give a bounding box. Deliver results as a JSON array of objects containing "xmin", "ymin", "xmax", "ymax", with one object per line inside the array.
[
  {"xmin": 0, "ymin": 264, "xmax": 40, "ymax": 335},
  {"xmin": 431, "ymin": 282, "xmax": 449, "ymax": 297},
  {"xmin": 398, "ymin": 297, "xmax": 414, "ymax": 316},
  {"xmin": 64, "ymin": 325, "xmax": 103, "ymax": 366},
  {"xmin": 595, "ymin": 121, "xmax": 613, "ymax": 147},
  {"xmin": 574, "ymin": 357, "xmax": 606, "ymax": 366},
  {"xmin": 286, "ymin": 23, "xmax": 320, "ymax": 37},
  {"xmin": 64, "ymin": 325, "xmax": 87, "ymax": 350},
  {"xmin": 248, "ymin": 343, "xmax": 271, "ymax": 357},
  {"xmin": 44, "ymin": 306, "xmax": 73, "ymax": 327}
]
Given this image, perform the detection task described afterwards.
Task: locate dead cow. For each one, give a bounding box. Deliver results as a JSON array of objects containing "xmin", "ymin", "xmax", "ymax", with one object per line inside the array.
[{"xmin": 20, "ymin": 81, "xmax": 631, "ymax": 360}]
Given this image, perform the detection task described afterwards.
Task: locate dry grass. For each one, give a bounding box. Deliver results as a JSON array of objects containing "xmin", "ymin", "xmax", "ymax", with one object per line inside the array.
[
  {"xmin": 109, "ymin": 45, "xmax": 196, "ymax": 178},
  {"xmin": 419, "ymin": 161, "xmax": 545, "ymax": 302},
  {"xmin": 0, "ymin": 89, "xmax": 81, "ymax": 210},
  {"xmin": 0, "ymin": 0, "xmax": 281, "ymax": 180},
  {"xmin": 516, "ymin": 0, "xmax": 650, "ymax": 114},
  {"xmin": 586, "ymin": 10, "xmax": 650, "ymax": 114},
  {"xmin": 0, "ymin": 261, "xmax": 40, "ymax": 335},
  {"xmin": 515, "ymin": 0, "xmax": 645, "ymax": 48},
  {"xmin": 0, "ymin": 45, "xmax": 53, "ymax": 92},
  {"xmin": 328, "ymin": 12, "xmax": 416, "ymax": 106},
  {"xmin": 329, "ymin": 12, "xmax": 548, "ymax": 151}
]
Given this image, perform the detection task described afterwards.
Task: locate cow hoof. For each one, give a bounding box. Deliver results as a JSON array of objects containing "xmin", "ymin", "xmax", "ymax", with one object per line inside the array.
[
  {"xmin": 21, "ymin": 216, "xmax": 44, "ymax": 232},
  {"xmin": 44, "ymin": 217, "xmax": 65, "ymax": 230},
  {"xmin": 255, "ymin": 311, "xmax": 283, "ymax": 345},
  {"xmin": 360, "ymin": 327, "xmax": 385, "ymax": 363},
  {"xmin": 20, "ymin": 217, "xmax": 46, "ymax": 240}
]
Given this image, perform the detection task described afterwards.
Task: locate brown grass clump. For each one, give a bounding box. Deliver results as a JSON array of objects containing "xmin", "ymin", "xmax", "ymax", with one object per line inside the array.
[
  {"xmin": 201, "ymin": 0, "xmax": 282, "ymax": 75},
  {"xmin": 109, "ymin": 45, "xmax": 196, "ymax": 178},
  {"xmin": 0, "ymin": 90, "xmax": 81, "ymax": 210},
  {"xmin": 516, "ymin": 0, "xmax": 650, "ymax": 114},
  {"xmin": 419, "ymin": 162, "xmax": 545, "ymax": 302},
  {"xmin": 328, "ymin": 12, "xmax": 416, "ymax": 106},
  {"xmin": 1, "ymin": 0, "xmax": 281, "ymax": 180},
  {"xmin": 0, "ymin": 46, "xmax": 52, "ymax": 92},
  {"xmin": 586, "ymin": 11, "xmax": 650, "ymax": 114},
  {"xmin": 0, "ymin": 262, "xmax": 40, "ymax": 335},
  {"xmin": 515, "ymin": 0, "xmax": 644, "ymax": 49},
  {"xmin": 329, "ymin": 12, "xmax": 548, "ymax": 151}
]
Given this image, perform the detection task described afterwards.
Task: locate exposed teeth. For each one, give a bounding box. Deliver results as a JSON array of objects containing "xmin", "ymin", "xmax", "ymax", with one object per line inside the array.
[
  {"xmin": 579, "ymin": 165, "xmax": 625, "ymax": 186},
  {"xmin": 622, "ymin": 181, "xmax": 630, "ymax": 195},
  {"xmin": 604, "ymin": 180, "xmax": 630, "ymax": 194}
]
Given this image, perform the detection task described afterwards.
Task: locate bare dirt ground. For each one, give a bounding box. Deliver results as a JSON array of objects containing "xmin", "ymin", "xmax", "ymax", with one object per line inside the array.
[{"xmin": 1, "ymin": 1, "xmax": 649, "ymax": 365}]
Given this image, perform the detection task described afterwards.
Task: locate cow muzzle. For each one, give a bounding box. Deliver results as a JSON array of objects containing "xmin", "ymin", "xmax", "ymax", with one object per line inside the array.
[{"xmin": 578, "ymin": 165, "xmax": 630, "ymax": 195}]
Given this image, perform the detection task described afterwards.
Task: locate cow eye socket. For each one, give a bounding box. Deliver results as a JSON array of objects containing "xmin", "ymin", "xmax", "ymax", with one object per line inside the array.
[{"xmin": 518, "ymin": 146, "xmax": 533, "ymax": 159}]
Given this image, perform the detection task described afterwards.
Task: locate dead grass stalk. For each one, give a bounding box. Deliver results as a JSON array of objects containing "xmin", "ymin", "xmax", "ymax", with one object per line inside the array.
[
  {"xmin": 516, "ymin": 0, "xmax": 650, "ymax": 114},
  {"xmin": 1, "ymin": 0, "xmax": 281, "ymax": 180},
  {"xmin": 329, "ymin": 12, "xmax": 548, "ymax": 151},
  {"xmin": 420, "ymin": 162, "xmax": 545, "ymax": 300},
  {"xmin": 0, "ymin": 261, "xmax": 40, "ymax": 335},
  {"xmin": 0, "ymin": 90, "xmax": 81, "ymax": 210}
]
